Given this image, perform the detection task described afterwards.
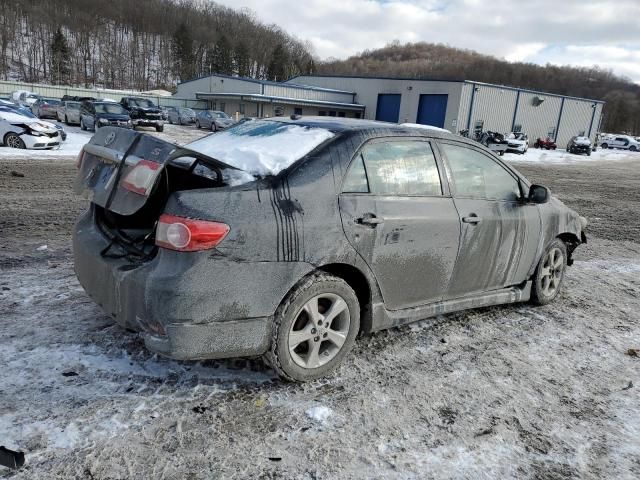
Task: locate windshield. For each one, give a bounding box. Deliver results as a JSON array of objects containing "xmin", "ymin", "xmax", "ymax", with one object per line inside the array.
[
  {"xmin": 212, "ymin": 111, "xmax": 229, "ymax": 119},
  {"xmin": 185, "ymin": 120, "xmax": 335, "ymax": 180},
  {"xmin": 95, "ymin": 103, "xmax": 127, "ymax": 115},
  {"xmin": 43, "ymin": 99, "xmax": 61, "ymax": 105},
  {"xmin": 129, "ymin": 98, "xmax": 156, "ymax": 108},
  {"xmin": 1, "ymin": 106, "xmax": 36, "ymax": 118}
]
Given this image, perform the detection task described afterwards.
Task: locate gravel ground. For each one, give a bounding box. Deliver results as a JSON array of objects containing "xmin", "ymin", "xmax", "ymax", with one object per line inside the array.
[{"xmin": 0, "ymin": 129, "xmax": 639, "ymax": 479}]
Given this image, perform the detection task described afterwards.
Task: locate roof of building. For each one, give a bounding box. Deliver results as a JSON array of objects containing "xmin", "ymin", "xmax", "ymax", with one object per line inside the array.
[{"xmin": 178, "ymin": 73, "xmax": 356, "ymax": 94}]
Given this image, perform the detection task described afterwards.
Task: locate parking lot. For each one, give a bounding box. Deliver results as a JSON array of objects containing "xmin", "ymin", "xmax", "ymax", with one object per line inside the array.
[{"xmin": 1, "ymin": 125, "xmax": 639, "ymax": 479}]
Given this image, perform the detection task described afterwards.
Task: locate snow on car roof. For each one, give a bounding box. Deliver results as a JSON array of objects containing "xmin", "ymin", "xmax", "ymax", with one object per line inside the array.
[
  {"xmin": 0, "ymin": 110, "xmax": 38, "ymax": 123},
  {"xmin": 185, "ymin": 120, "xmax": 335, "ymax": 177},
  {"xmin": 400, "ymin": 123, "xmax": 451, "ymax": 134}
]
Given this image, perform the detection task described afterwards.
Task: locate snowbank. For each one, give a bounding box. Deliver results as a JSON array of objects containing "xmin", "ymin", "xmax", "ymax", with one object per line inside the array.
[{"xmin": 505, "ymin": 147, "xmax": 639, "ymax": 164}]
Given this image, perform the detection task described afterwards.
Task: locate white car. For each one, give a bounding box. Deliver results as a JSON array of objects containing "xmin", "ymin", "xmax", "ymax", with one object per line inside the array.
[
  {"xmin": 10, "ymin": 90, "xmax": 41, "ymax": 107},
  {"xmin": 505, "ymin": 132, "xmax": 529, "ymax": 154},
  {"xmin": 599, "ymin": 135, "xmax": 640, "ymax": 152},
  {"xmin": 0, "ymin": 110, "xmax": 62, "ymax": 149}
]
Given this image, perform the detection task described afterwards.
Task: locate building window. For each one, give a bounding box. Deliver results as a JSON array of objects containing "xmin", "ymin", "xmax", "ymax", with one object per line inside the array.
[
  {"xmin": 329, "ymin": 111, "xmax": 337, "ymax": 117},
  {"xmin": 210, "ymin": 101, "xmax": 216, "ymax": 110},
  {"xmin": 294, "ymin": 107, "xmax": 303, "ymax": 115},
  {"xmin": 239, "ymin": 103, "xmax": 245, "ymax": 114},
  {"xmin": 548, "ymin": 126, "xmax": 556, "ymax": 139},
  {"xmin": 578, "ymin": 130, "xmax": 585, "ymax": 136},
  {"xmin": 319, "ymin": 111, "xmax": 327, "ymax": 116},
  {"xmin": 353, "ymin": 112, "xmax": 361, "ymax": 119},
  {"xmin": 513, "ymin": 124, "xmax": 522, "ymax": 133},
  {"xmin": 220, "ymin": 102, "xmax": 226, "ymax": 113},
  {"xmin": 338, "ymin": 112, "xmax": 346, "ymax": 117},
  {"xmin": 274, "ymin": 105, "xmax": 285, "ymax": 116}
]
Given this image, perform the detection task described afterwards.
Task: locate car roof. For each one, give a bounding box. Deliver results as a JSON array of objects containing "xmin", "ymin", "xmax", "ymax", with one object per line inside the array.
[{"xmin": 263, "ymin": 116, "xmax": 467, "ymax": 143}]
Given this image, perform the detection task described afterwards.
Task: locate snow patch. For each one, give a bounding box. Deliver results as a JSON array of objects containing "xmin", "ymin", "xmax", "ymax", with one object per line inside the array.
[
  {"xmin": 505, "ymin": 147, "xmax": 639, "ymax": 164},
  {"xmin": 186, "ymin": 120, "xmax": 335, "ymax": 177},
  {"xmin": 306, "ymin": 405, "xmax": 333, "ymax": 423}
]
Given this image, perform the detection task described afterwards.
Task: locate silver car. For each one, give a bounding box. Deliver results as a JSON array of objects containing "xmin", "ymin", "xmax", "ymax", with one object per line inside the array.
[
  {"xmin": 195, "ymin": 110, "xmax": 234, "ymax": 131},
  {"xmin": 57, "ymin": 101, "xmax": 81, "ymax": 125},
  {"xmin": 167, "ymin": 107, "xmax": 196, "ymax": 125}
]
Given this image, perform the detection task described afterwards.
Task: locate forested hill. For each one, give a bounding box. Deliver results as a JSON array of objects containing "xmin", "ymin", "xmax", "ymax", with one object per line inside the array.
[
  {"xmin": 0, "ymin": 0, "xmax": 314, "ymax": 90},
  {"xmin": 318, "ymin": 42, "xmax": 640, "ymax": 134}
]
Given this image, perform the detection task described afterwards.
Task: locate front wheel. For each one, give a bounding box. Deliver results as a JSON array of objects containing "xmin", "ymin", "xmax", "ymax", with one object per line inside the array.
[
  {"xmin": 600, "ymin": 143, "xmax": 608, "ymax": 149},
  {"xmin": 630, "ymin": 146, "xmax": 637, "ymax": 152},
  {"xmin": 4, "ymin": 133, "xmax": 26, "ymax": 149},
  {"xmin": 265, "ymin": 272, "xmax": 360, "ymax": 382},
  {"xmin": 156, "ymin": 125, "xmax": 164, "ymax": 132},
  {"xmin": 531, "ymin": 240, "xmax": 567, "ymax": 305}
]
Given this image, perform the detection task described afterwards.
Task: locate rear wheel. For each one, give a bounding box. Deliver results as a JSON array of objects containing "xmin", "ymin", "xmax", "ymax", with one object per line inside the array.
[
  {"xmin": 195, "ymin": 120, "xmax": 200, "ymax": 129},
  {"xmin": 630, "ymin": 145, "xmax": 637, "ymax": 152},
  {"xmin": 531, "ymin": 240, "xmax": 567, "ymax": 305},
  {"xmin": 601, "ymin": 143, "xmax": 608, "ymax": 149},
  {"xmin": 265, "ymin": 272, "xmax": 360, "ymax": 382},
  {"xmin": 155, "ymin": 124, "xmax": 164, "ymax": 132},
  {"xmin": 4, "ymin": 133, "xmax": 26, "ymax": 149}
]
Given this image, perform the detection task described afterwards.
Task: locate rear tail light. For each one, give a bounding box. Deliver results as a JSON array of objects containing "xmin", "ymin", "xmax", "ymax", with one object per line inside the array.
[
  {"xmin": 155, "ymin": 214, "xmax": 230, "ymax": 252},
  {"xmin": 122, "ymin": 160, "xmax": 161, "ymax": 196}
]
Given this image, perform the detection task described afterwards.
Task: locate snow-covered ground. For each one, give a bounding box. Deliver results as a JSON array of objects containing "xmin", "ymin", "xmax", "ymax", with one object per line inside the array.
[{"xmin": 505, "ymin": 147, "xmax": 639, "ymax": 164}]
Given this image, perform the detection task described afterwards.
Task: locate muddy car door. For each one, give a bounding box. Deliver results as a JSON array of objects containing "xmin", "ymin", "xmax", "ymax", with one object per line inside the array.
[
  {"xmin": 437, "ymin": 141, "xmax": 541, "ymax": 298},
  {"xmin": 339, "ymin": 138, "xmax": 461, "ymax": 310}
]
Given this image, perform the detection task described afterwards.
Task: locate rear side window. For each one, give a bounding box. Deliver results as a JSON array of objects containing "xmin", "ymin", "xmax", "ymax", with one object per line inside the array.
[
  {"xmin": 359, "ymin": 140, "xmax": 442, "ymax": 196},
  {"xmin": 440, "ymin": 143, "xmax": 520, "ymax": 201}
]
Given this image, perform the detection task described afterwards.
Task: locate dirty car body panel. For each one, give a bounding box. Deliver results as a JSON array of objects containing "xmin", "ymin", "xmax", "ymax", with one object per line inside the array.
[{"xmin": 72, "ymin": 119, "xmax": 586, "ymax": 363}]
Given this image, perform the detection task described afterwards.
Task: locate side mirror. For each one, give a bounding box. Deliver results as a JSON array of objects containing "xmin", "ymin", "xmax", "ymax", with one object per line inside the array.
[{"xmin": 528, "ymin": 184, "xmax": 550, "ymax": 204}]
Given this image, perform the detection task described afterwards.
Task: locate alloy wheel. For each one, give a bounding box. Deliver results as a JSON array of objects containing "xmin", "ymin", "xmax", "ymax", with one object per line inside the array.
[
  {"xmin": 6, "ymin": 134, "xmax": 25, "ymax": 149},
  {"xmin": 288, "ymin": 293, "xmax": 351, "ymax": 369},
  {"xmin": 540, "ymin": 247, "xmax": 564, "ymax": 297}
]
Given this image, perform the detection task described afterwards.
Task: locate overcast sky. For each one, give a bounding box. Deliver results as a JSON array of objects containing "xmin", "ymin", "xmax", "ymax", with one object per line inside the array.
[{"xmin": 216, "ymin": 0, "xmax": 640, "ymax": 83}]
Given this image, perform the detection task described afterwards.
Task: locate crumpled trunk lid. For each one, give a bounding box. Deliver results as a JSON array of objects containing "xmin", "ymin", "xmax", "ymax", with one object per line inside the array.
[{"xmin": 74, "ymin": 127, "xmax": 177, "ymax": 216}]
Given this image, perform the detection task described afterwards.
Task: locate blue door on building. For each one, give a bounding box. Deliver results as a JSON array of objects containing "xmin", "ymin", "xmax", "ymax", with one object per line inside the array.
[
  {"xmin": 416, "ymin": 94, "xmax": 448, "ymax": 128},
  {"xmin": 375, "ymin": 94, "xmax": 401, "ymax": 123}
]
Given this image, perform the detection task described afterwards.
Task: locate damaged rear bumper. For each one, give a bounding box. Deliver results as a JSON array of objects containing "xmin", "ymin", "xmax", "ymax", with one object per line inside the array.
[{"xmin": 72, "ymin": 209, "xmax": 312, "ymax": 360}]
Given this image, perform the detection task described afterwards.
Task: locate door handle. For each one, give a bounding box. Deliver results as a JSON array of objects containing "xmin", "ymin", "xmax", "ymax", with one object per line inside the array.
[
  {"xmin": 356, "ymin": 214, "xmax": 384, "ymax": 226},
  {"xmin": 462, "ymin": 215, "xmax": 482, "ymax": 224}
]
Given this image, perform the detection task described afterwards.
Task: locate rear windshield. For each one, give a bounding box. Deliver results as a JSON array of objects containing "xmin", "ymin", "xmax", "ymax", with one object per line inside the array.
[
  {"xmin": 179, "ymin": 108, "xmax": 195, "ymax": 115},
  {"xmin": 95, "ymin": 103, "xmax": 127, "ymax": 115},
  {"xmin": 66, "ymin": 102, "xmax": 80, "ymax": 110},
  {"xmin": 129, "ymin": 98, "xmax": 156, "ymax": 108},
  {"xmin": 185, "ymin": 120, "xmax": 335, "ymax": 179}
]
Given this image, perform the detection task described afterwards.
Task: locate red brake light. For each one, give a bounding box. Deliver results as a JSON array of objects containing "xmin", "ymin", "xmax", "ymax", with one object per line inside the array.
[
  {"xmin": 122, "ymin": 160, "xmax": 161, "ymax": 196},
  {"xmin": 155, "ymin": 214, "xmax": 230, "ymax": 252}
]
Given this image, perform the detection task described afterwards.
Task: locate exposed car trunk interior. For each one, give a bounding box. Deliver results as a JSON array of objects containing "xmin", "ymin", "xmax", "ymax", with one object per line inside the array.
[{"xmin": 96, "ymin": 159, "xmax": 227, "ymax": 262}]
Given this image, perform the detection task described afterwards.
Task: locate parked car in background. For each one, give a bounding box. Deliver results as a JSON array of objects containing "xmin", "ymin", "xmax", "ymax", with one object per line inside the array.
[
  {"xmin": 478, "ymin": 131, "xmax": 508, "ymax": 155},
  {"xmin": 11, "ymin": 90, "xmax": 41, "ymax": 107},
  {"xmin": 534, "ymin": 137, "xmax": 557, "ymax": 150},
  {"xmin": 505, "ymin": 132, "xmax": 529, "ymax": 154},
  {"xmin": 31, "ymin": 98, "xmax": 62, "ymax": 119},
  {"xmin": 80, "ymin": 101, "xmax": 132, "ymax": 131},
  {"xmin": 566, "ymin": 136, "xmax": 592, "ymax": 156},
  {"xmin": 195, "ymin": 110, "xmax": 235, "ymax": 131},
  {"xmin": 0, "ymin": 107, "xmax": 63, "ymax": 149},
  {"xmin": 120, "ymin": 97, "xmax": 164, "ymax": 132},
  {"xmin": 62, "ymin": 95, "xmax": 96, "ymax": 103},
  {"xmin": 72, "ymin": 118, "xmax": 587, "ymax": 381},
  {"xmin": 1, "ymin": 103, "xmax": 66, "ymax": 141},
  {"xmin": 57, "ymin": 100, "xmax": 81, "ymax": 125},
  {"xmin": 167, "ymin": 107, "xmax": 196, "ymax": 125},
  {"xmin": 599, "ymin": 135, "xmax": 640, "ymax": 151}
]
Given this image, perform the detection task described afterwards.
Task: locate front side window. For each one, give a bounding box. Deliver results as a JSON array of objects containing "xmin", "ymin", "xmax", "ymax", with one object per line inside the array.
[
  {"xmin": 354, "ymin": 140, "xmax": 442, "ymax": 196},
  {"xmin": 440, "ymin": 143, "xmax": 520, "ymax": 201}
]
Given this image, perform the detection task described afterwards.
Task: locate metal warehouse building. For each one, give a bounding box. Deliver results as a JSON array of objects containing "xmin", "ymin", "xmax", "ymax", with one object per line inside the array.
[{"xmin": 175, "ymin": 73, "xmax": 604, "ymax": 147}]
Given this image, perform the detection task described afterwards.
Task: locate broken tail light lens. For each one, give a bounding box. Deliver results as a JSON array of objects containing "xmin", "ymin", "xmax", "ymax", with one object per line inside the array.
[
  {"xmin": 155, "ymin": 214, "xmax": 230, "ymax": 252},
  {"xmin": 122, "ymin": 160, "xmax": 161, "ymax": 196}
]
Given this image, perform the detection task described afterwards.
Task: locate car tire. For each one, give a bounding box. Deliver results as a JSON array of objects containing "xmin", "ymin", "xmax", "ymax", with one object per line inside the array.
[
  {"xmin": 195, "ymin": 121, "xmax": 200, "ymax": 129},
  {"xmin": 4, "ymin": 132, "xmax": 26, "ymax": 149},
  {"xmin": 265, "ymin": 272, "xmax": 360, "ymax": 382},
  {"xmin": 630, "ymin": 146, "xmax": 637, "ymax": 152},
  {"xmin": 601, "ymin": 143, "xmax": 608, "ymax": 149},
  {"xmin": 156, "ymin": 124, "xmax": 164, "ymax": 132},
  {"xmin": 530, "ymin": 239, "xmax": 567, "ymax": 306},
  {"xmin": 80, "ymin": 119, "xmax": 86, "ymax": 131}
]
